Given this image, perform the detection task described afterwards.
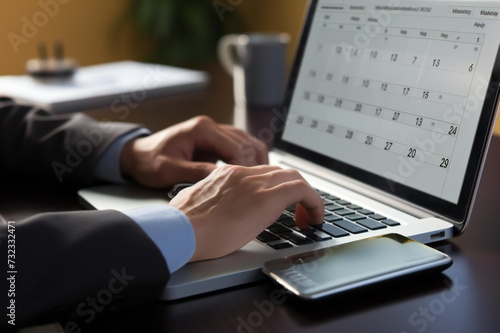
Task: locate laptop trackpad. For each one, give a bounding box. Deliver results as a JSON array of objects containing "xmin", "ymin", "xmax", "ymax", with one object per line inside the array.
[{"xmin": 78, "ymin": 184, "xmax": 169, "ymax": 211}]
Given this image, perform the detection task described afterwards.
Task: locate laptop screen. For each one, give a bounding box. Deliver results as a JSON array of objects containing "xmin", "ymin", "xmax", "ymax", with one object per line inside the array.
[{"xmin": 277, "ymin": 0, "xmax": 500, "ymax": 222}]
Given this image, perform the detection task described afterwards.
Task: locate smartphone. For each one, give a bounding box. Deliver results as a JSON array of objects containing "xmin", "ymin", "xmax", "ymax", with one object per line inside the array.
[{"xmin": 262, "ymin": 234, "xmax": 452, "ymax": 299}]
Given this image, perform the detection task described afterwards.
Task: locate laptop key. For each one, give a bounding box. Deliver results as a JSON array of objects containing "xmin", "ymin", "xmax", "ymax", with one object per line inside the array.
[
  {"xmin": 369, "ymin": 214, "xmax": 387, "ymax": 220},
  {"xmin": 315, "ymin": 223, "xmax": 349, "ymax": 237},
  {"xmin": 335, "ymin": 200, "xmax": 351, "ymax": 206},
  {"xmin": 277, "ymin": 214, "xmax": 291, "ymax": 222},
  {"xmin": 381, "ymin": 219, "xmax": 401, "ymax": 226},
  {"xmin": 335, "ymin": 209, "xmax": 355, "ymax": 216},
  {"xmin": 268, "ymin": 222, "xmax": 281, "ymax": 229},
  {"xmin": 324, "ymin": 214, "xmax": 343, "ymax": 222},
  {"xmin": 325, "ymin": 203, "xmax": 343, "ymax": 211},
  {"xmin": 316, "ymin": 189, "xmax": 328, "ymax": 196},
  {"xmin": 268, "ymin": 241, "xmax": 293, "ymax": 250},
  {"xmin": 257, "ymin": 231, "xmax": 281, "ymax": 243},
  {"xmin": 281, "ymin": 219, "xmax": 297, "ymax": 228},
  {"xmin": 346, "ymin": 204, "xmax": 363, "ymax": 210},
  {"xmin": 325, "ymin": 194, "xmax": 340, "ymax": 201},
  {"xmin": 345, "ymin": 214, "xmax": 366, "ymax": 221},
  {"xmin": 300, "ymin": 228, "xmax": 332, "ymax": 241},
  {"xmin": 356, "ymin": 219, "xmax": 387, "ymax": 230},
  {"xmin": 285, "ymin": 232, "xmax": 314, "ymax": 245},
  {"xmin": 280, "ymin": 218, "xmax": 297, "ymax": 228},
  {"xmin": 267, "ymin": 225, "xmax": 292, "ymax": 235},
  {"xmin": 333, "ymin": 220, "xmax": 368, "ymax": 234},
  {"xmin": 358, "ymin": 209, "xmax": 374, "ymax": 215}
]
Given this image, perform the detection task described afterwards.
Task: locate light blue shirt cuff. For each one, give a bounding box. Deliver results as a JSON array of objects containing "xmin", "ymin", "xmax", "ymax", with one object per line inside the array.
[
  {"xmin": 94, "ymin": 128, "xmax": 151, "ymax": 183},
  {"xmin": 123, "ymin": 205, "xmax": 196, "ymax": 273}
]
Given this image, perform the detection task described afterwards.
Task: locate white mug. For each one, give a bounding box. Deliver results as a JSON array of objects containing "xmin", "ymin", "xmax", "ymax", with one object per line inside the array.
[{"xmin": 218, "ymin": 32, "xmax": 290, "ymax": 108}]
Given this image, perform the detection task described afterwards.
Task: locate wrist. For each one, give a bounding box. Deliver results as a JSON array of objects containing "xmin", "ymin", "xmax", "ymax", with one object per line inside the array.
[{"xmin": 120, "ymin": 137, "xmax": 140, "ymax": 179}]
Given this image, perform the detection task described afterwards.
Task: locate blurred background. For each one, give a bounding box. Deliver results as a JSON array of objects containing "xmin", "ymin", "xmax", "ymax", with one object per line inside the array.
[
  {"xmin": 1, "ymin": 0, "xmax": 499, "ymax": 135},
  {"xmin": 0, "ymin": 0, "xmax": 307, "ymax": 132},
  {"xmin": 0, "ymin": 0, "xmax": 307, "ymax": 73}
]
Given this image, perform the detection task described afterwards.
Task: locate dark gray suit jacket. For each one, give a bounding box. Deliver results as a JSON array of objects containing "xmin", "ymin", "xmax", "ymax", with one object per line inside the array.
[{"xmin": 0, "ymin": 98, "xmax": 170, "ymax": 329}]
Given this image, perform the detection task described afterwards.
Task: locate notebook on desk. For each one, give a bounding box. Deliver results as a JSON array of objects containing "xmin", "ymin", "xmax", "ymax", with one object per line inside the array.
[
  {"xmin": 0, "ymin": 61, "xmax": 208, "ymax": 113},
  {"xmin": 78, "ymin": 0, "xmax": 500, "ymax": 300}
]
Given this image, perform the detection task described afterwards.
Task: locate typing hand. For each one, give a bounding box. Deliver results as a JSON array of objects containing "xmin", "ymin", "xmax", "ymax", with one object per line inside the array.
[
  {"xmin": 169, "ymin": 165, "xmax": 324, "ymax": 262},
  {"xmin": 120, "ymin": 116, "xmax": 268, "ymax": 188}
]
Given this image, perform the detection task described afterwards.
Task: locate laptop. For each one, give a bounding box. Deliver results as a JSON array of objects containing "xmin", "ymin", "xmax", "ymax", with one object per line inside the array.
[{"xmin": 78, "ymin": 0, "xmax": 500, "ymax": 300}]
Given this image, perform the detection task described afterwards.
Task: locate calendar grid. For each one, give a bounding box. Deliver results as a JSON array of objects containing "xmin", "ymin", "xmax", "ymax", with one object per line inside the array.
[
  {"xmin": 283, "ymin": 1, "xmax": 500, "ymax": 201},
  {"xmin": 306, "ymin": 68, "xmax": 470, "ymax": 112},
  {"xmin": 321, "ymin": 22, "xmax": 485, "ymax": 46},
  {"xmin": 290, "ymin": 112, "xmax": 452, "ymax": 169}
]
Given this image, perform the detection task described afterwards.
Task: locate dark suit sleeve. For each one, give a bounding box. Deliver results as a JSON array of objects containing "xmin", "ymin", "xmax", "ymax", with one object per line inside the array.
[
  {"xmin": 1, "ymin": 210, "xmax": 170, "ymax": 329},
  {"xmin": 0, "ymin": 98, "xmax": 171, "ymax": 329},
  {"xmin": 0, "ymin": 97, "xmax": 139, "ymax": 185}
]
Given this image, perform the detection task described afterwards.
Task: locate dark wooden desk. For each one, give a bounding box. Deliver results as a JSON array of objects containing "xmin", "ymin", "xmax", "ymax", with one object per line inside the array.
[{"xmin": 3, "ymin": 137, "xmax": 500, "ymax": 333}]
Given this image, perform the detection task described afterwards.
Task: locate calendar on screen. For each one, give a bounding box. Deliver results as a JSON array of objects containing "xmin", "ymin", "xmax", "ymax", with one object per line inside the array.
[{"xmin": 282, "ymin": 0, "xmax": 500, "ymax": 203}]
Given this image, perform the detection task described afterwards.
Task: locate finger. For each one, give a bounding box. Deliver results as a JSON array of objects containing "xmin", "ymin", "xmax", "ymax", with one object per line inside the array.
[
  {"xmin": 162, "ymin": 160, "xmax": 217, "ymax": 185},
  {"xmin": 212, "ymin": 127, "xmax": 262, "ymax": 166},
  {"xmin": 246, "ymin": 168, "xmax": 323, "ymax": 225},
  {"xmin": 204, "ymin": 166, "xmax": 323, "ymax": 228},
  {"xmin": 192, "ymin": 120, "xmax": 250, "ymax": 165},
  {"xmin": 294, "ymin": 204, "xmax": 323, "ymax": 228},
  {"xmin": 269, "ymin": 179, "xmax": 324, "ymax": 229},
  {"xmin": 245, "ymin": 168, "xmax": 313, "ymax": 190},
  {"xmin": 219, "ymin": 125, "xmax": 269, "ymax": 165}
]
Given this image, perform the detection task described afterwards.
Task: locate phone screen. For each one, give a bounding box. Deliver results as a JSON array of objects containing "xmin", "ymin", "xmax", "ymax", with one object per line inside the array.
[{"xmin": 262, "ymin": 234, "xmax": 452, "ymax": 299}]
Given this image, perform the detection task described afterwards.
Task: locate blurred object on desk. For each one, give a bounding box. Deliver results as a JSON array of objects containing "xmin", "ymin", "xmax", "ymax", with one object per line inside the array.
[
  {"xmin": 82, "ymin": 62, "xmax": 233, "ymax": 133},
  {"xmin": 0, "ymin": 61, "xmax": 209, "ymax": 113},
  {"xmin": 218, "ymin": 32, "xmax": 289, "ymax": 109},
  {"xmin": 218, "ymin": 33, "xmax": 290, "ymax": 146},
  {"xmin": 26, "ymin": 41, "xmax": 78, "ymax": 82}
]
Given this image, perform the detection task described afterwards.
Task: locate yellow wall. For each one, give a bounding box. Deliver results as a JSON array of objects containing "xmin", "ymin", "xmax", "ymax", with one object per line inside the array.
[
  {"xmin": 0, "ymin": 0, "xmax": 138, "ymax": 75},
  {"xmin": 1, "ymin": 0, "xmax": 499, "ymax": 135},
  {"xmin": 0, "ymin": 0, "xmax": 308, "ymax": 74},
  {"xmin": 236, "ymin": 0, "xmax": 309, "ymax": 68}
]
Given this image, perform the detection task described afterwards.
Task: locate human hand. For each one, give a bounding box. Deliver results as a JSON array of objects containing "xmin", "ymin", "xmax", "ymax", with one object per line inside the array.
[
  {"xmin": 120, "ymin": 116, "xmax": 268, "ymax": 188},
  {"xmin": 169, "ymin": 165, "xmax": 324, "ymax": 262}
]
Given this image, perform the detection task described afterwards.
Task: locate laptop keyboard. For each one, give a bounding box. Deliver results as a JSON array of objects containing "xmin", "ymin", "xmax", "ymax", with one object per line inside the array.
[
  {"xmin": 257, "ymin": 189, "xmax": 401, "ymax": 250},
  {"xmin": 168, "ymin": 184, "xmax": 401, "ymax": 250}
]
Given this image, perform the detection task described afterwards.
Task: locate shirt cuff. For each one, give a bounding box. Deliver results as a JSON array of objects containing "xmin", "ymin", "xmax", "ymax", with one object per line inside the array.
[
  {"xmin": 123, "ymin": 205, "xmax": 195, "ymax": 273},
  {"xmin": 94, "ymin": 128, "xmax": 151, "ymax": 183}
]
